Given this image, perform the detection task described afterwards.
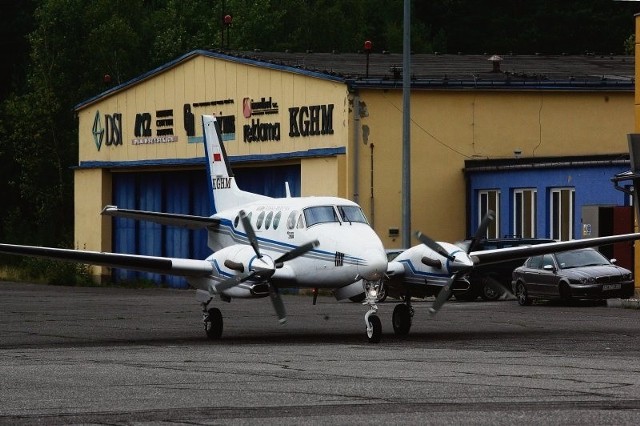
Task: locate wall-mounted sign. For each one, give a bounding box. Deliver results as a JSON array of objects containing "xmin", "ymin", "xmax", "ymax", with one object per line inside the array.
[
  {"xmin": 289, "ymin": 104, "xmax": 334, "ymax": 137},
  {"xmin": 92, "ymin": 111, "xmax": 123, "ymax": 151}
]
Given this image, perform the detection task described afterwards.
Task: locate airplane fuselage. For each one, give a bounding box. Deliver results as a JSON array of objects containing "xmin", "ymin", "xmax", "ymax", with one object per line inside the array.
[{"xmin": 203, "ymin": 195, "xmax": 388, "ymax": 290}]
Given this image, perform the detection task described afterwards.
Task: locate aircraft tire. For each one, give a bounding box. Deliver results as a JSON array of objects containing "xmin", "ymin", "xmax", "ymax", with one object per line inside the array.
[
  {"xmin": 392, "ymin": 304, "xmax": 412, "ymax": 336},
  {"xmin": 366, "ymin": 315, "xmax": 382, "ymax": 343},
  {"xmin": 205, "ymin": 307, "xmax": 223, "ymax": 339}
]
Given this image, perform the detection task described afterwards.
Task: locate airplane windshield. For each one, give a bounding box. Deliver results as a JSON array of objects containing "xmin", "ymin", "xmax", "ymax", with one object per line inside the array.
[
  {"xmin": 303, "ymin": 206, "xmax": 340, "ymax": 227},
  {"xmin": 337, "ymin": 205, "xmax": 368, "ymax": 224}
]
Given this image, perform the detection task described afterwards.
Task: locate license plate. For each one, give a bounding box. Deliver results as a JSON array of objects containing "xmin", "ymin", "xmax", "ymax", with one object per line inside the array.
[{"xmin": 603, "ymin": 283, "xmax": 621, "ymax": 291}]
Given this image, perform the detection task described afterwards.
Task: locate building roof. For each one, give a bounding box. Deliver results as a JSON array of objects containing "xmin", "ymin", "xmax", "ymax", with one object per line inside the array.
[
  {"xmin": 75, "ymin": 49, "xmax": 635, "ymax": 111},
  {"xmin": 245, "ymin": 50, "xmax": 635, "ymax": 90}
]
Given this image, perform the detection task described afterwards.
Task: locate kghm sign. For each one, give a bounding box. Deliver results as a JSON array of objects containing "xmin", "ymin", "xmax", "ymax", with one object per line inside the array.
[{"xmin": 289, "ymin": 104, "xmax": 334, "ymax": 137}]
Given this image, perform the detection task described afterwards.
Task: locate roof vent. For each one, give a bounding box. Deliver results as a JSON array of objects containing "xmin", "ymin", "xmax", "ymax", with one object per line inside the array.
[{"xmin": 488, "ymin": 54, "xmax": 503, "ymax": 73}]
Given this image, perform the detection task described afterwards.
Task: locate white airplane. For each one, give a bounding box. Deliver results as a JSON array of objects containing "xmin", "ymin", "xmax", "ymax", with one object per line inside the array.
[
  {"xmin": 2, "ymin": 115, "xmax": 640, "ymax": 343},
  {"xmin": 0, "ymin": 115, "xmax": 389, "ymax": 342}
]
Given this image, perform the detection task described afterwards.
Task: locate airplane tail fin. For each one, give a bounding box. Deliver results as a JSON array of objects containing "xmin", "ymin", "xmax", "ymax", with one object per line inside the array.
[{"xmin": 202, "ymin": 115, "xmax": 270, "ymax": 213}]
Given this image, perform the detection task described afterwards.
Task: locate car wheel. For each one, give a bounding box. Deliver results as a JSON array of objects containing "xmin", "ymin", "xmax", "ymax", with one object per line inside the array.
[
  {"xmin": 516, "ymin": 282, "xmax": 531, "ymax": 306},
  {"xmin": 481, "ymin": 281, "xmax": 500, "ymax": 301}
]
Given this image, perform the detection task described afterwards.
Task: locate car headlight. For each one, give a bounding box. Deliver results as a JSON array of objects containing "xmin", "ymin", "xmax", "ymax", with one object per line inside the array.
[{"xmin": 578, "ymin": 277, "xmax": 596, "ymax": 284}]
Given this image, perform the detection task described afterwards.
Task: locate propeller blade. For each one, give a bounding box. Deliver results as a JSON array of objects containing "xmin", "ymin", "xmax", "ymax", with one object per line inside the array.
[
  {"xmin": 215, "ymin": 271, "xmax": 256, "ymax": 291},
  {"xmin": 416, "ymin": 232, "xmax": 455, "ymax": 262},
  {"xmin": 240, "ymin": 210, "xmax": 261, "ymax": 258},
  {"xmin": 428, "ymin": 274, "xmax": 458, "ymax": 316},
  {"xmin": 269, "ymin": 286, "xmax": 287, "ymax": 324},
  {"xmin": 467, "ymin": 210, "xmax": 495, "ymax": 253},
  {"xmin": 275, "ymin": 240, "xmax": 320, "ymax": 264}
]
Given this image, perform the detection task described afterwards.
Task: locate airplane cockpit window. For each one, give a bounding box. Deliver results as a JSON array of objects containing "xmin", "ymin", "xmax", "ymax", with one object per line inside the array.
[
  {"xmin": 233, "ymin": 215, "xmax": 240, "ymax": 228},
  {"xmin": 303, "ymin": 206, "xmax": 339, "ymax": 227},
  {"xmin": 287, "ymin": 211, "xmax": 297, "ymax": 230},
  {"xmin": 337, "ymin": 205, "xmax": 368, "ymax": 224},
  {"xmin": 296, "ymin": 214, "xmax": 304, "ymax": 229},
  {"xmin": 256, "ymin": 211, "xmax": 265, "ymax": 229},
  {"xmin": 273, "ymin": 211, "xmax": 282, "ymax": 230},
  {"xmin": 265, "ymin": 211, "xmax": 274, "ymax": 229}
]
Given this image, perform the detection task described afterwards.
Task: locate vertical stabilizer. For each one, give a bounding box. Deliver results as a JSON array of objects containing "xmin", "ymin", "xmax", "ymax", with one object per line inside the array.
[{"xmin": 202, "ymin": 115, "xmax": 270, "ymax": 213}]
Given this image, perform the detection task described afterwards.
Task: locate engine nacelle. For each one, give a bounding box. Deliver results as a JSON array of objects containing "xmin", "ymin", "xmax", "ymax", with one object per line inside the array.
[{"xmin": 187, "ymin": 244, "xmax": 274, "ymax": 298}]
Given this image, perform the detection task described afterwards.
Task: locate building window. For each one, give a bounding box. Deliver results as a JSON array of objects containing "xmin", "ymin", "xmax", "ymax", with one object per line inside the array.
[
  {"xmin": 550, "ymin": 188, "xmax": 575, "ymax": 241},
  {"xmin": 479, "ymin": 190, "xmax": 500, "ymax": 238},
  {"xmin": 513, "ymin": 189, "xmax": 537, "ymax": 238}
]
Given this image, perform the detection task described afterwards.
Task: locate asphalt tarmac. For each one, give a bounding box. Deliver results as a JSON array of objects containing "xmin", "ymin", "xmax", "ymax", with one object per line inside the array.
[{"xmin": 1, "ymin": 280, "xmax": 640, "ymax": 425}]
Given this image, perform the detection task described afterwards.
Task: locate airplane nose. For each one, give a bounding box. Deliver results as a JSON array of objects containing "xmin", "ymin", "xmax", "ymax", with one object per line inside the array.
[{"xmin": 358, "ymin": 248, "xmax": 388, "ymax": 281}]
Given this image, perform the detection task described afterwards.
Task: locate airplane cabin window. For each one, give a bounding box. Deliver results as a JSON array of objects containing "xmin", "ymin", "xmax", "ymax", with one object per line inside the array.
[
  {"xmin": 296, "ymin": 215, "xmax": 305, "ymax": 229},
  {"xmin": 256, "ymin": 211, "xmax": 265, "ymax": 229},
  {"xmin": 233, "ymin": 215, "xmax": 239, "ymax": 228},
  {"xmin": 303, "ymin": 206, "xmax": 339, "ymax": 227},
  {"xmin": 265, "ymin": 211, "xmax": 274, "ymax": 229},
  {"xmin": 287, "ymin": 211, "xmax": 297, "ymax": 230},
  {"xmin": 273, "ymin": 211, "xmax": 282, "ymax": 230},
  {"xmin": 337, "ymin": 205, "xmax": 368, "ymax": 224}
]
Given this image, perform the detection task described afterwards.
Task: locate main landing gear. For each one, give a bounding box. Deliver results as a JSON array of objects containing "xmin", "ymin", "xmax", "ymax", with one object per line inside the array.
[
  {"xmin": 392, "ymin": 296, "xmax": 413, "ymax": 336},
  {"xmin": 198, "ymin": 291, "xmax": 223, "ymax": 340}
]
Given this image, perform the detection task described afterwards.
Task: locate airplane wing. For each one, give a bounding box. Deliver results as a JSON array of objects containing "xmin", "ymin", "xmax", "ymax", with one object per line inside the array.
[
  {"xmin": 470, "ymin": 233, "xmax": 640, "ymax": 265},
  {"xmin": 0, "ymin": 243, "xmax": 213, "ymax": 277},
  {"xmin": 101, "ymin": 205, "xmax": 220, "ymax": 229}
]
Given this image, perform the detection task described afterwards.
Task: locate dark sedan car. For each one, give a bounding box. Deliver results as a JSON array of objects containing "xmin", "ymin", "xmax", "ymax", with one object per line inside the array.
[{"xmin": 512, "ymin": 248, "xmax": 635, "ymax": 305}]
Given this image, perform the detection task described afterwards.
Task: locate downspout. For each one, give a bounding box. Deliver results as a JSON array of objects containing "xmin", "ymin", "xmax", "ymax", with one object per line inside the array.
[{"xmin": 353, "ymin": 93, "xmax": 360, "ymax": 204}]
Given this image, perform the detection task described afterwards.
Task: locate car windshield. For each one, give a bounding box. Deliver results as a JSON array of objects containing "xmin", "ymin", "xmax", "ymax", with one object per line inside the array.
[
  {"xmin": 555, "ymin": 249, "xmax": 609, "ymax": 269},
  {"xmin": 303, "ymin": 206, "xmax": 340, "ymax": 227},
  {"xmin": 337, "ymin": 205, "xmax": 368, "ymax": 224}
]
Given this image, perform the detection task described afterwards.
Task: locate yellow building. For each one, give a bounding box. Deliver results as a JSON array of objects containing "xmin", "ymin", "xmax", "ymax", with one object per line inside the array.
[{"xmin": 74, "ymin": 50, "xmax": 635, "ymax": 285}]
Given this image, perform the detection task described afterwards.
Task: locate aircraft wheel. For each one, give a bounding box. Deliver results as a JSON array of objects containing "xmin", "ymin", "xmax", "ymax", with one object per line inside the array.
[
  {"xmin": 205, "ymin": 307, "xmax": 223, "ymax": 339},
  {"xmin": 516, "ymin": 282, "xmax": 531, "ymax": 306},
  {"xmin": 392, "ymin": 304, "xmax": 412, "ymax": 336},
  {"xmin": 481, "ymin": 281, "xmax": 500, "ymax": 301},
  {"xmin": 366, "ymin": 314, "xmax": 382, "ymax": 343}
]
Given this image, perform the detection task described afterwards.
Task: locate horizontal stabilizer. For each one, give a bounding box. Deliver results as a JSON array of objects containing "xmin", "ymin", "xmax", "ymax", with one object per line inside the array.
[
  {"xmin": 0, "ymin": 243, "xmax": 214, "ymax": 277},
  {"xmin": 101, "ymin": 205, "xmax": 219, "ymax": 229}
]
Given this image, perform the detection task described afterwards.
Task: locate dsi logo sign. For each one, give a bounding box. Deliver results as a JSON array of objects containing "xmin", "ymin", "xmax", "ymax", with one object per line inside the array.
[{"xmin": 92, "ymin": 111, "xmax": 123, "ymax": 151}]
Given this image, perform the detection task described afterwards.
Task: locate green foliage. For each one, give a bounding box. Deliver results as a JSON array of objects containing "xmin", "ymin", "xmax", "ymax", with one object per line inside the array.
[{"xmin": 0, "ymin": 0, "xmax": 637, "ymax": 252}]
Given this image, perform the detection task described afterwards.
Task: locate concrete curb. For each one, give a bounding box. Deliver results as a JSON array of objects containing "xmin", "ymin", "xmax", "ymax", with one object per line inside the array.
[{"xmin": 607, "ymin": 298, "xmax": 640, "ymax": 309}]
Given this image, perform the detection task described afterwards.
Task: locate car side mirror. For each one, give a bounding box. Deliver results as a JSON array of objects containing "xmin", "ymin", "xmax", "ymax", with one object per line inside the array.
[
  {"xmin": 543, "ymin": 264, "xmax": 555, "ymax": 272},
  {"xmin": 610, "ymin": 258, "xmax": 617, "ymax": 264}
]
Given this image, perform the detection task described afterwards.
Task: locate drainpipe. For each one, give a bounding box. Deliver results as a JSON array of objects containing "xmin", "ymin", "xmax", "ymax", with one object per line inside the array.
[{"xmin": 353, "ymin": 94, "xmax": 360, "ymax": 204}]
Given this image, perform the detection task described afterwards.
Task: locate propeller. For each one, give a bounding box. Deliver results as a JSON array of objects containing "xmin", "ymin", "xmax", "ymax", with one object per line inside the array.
[
  {"xmin": 466, "ymin": 210, "xmax": 495, "ymax": 253},
  {"xmin": 416, "ymin": 232, "xmax": 455, "ymax": 262},
  {"xmin": 216, "ymin": 209, "xmax": 319, "ymax": 323},
  {"xmin": 428, "ymin": 272, "xmax": 461, "ymax": 315},
  {"xmin": 417, "ymin": 210, "xmax": 496, "ymax": 316}
]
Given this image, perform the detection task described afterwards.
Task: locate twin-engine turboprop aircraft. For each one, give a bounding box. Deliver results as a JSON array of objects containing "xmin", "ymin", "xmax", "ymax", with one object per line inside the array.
[{"xmin": 1, "ymin": 114, "xmax": 640, "ymax": 343}]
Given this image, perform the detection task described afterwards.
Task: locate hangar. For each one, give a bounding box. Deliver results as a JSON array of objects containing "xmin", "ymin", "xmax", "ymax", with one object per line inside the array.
[{"xmin": 73, "ymin": 50, "xmax": 635, "ymax": 285}]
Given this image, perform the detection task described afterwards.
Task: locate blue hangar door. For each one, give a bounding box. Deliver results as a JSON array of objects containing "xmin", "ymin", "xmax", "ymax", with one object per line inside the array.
[{"xmin": 111, "ymin": 165, "xmax": 301, "ymax": 288}]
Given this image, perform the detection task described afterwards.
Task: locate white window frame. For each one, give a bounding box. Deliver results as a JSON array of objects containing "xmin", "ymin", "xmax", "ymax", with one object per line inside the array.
[
  {"xmin": 479, "ymin": 190, "xmax": 500, "ymax": 238},
  {"xmin": 513, "ymin": 189, "xmax": 537, "ymax": 238},
  {"xmin": 549, "ymin": 187, "xmax": 575, "ymax": 241}
]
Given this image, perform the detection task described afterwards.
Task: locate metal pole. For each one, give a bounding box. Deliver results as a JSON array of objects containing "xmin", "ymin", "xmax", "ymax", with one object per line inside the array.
[{"xmin": 401, "ymin": 0, "xmax": 411, "ymax": 248}]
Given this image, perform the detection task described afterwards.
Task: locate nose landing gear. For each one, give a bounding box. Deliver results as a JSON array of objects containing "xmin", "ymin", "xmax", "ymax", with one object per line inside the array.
[{"xmin": 363, "ymin": 279, "xmax": 383, "ymax": 343}]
